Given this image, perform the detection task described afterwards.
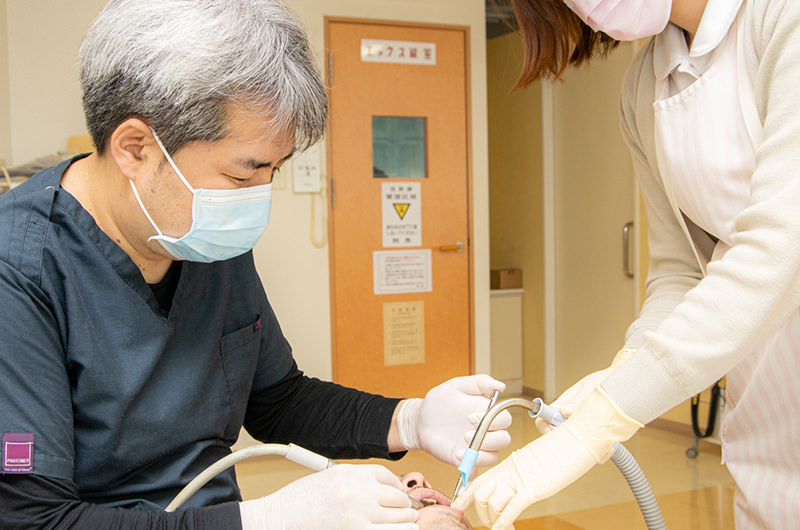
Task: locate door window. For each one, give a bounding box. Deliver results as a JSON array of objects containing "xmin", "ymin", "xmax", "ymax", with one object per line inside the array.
[{"xmin": 372, "ymin": 116, "xmax": 427, "ymax": 179}]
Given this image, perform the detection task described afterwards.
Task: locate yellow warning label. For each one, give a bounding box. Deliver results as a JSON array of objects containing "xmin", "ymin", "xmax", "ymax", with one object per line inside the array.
[{"xmin": 394, "ymin": 203, "xmax": 410, "ymax": 220}]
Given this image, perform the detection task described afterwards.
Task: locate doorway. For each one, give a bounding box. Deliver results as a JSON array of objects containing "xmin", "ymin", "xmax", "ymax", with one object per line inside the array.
[
  {"xmin": 326, "ymin": 18, "xmax": 473, "ymax": 398},
  {"xmin": 486, "ymin": 30, "xmax": 638, "ymax": 400}
]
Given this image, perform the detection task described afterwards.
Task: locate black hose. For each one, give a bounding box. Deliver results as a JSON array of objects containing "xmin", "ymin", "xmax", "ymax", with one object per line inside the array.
[{"xmin": 691, "ymin": 381, "xmax": 722, "ymax": 439}]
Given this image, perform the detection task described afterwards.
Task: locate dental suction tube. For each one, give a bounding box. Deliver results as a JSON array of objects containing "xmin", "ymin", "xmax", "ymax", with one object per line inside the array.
[
  {"xmin": 165, "ymin": 443, "xmax": 335, "ymax": 512},
  {"xmin": 452, "ymin": 389, "xmax": 501, "ymax": 500},
  {"xmin": 165, "ymin": 443, "xmax": 427, "ymax": 512},
  {"xmin": 464, "ymin": 398, "xmax": 667, "ymax": 530}
]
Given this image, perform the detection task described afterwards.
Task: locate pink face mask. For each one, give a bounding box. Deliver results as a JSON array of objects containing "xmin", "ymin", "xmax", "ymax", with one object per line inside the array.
[{"xmin": 565, "ymin": 0, "xmax": 672, "ymax": 41}]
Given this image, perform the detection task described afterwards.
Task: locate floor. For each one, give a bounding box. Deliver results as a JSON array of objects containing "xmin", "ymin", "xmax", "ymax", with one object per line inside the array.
[{"xmin": 235, "ymin": 400, "xmax": 735, "ymax": 529}]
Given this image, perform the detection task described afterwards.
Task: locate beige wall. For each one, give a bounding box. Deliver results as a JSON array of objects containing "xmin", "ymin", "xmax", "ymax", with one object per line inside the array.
[
  {"xmin": 0, "ymin": 0, "xmax": 11, "ymax": 164},
  {"xmin": 551, "ymin": 44, "xmax": 638, "ymax": 395},
  {"xmin": 0, "ymin": 0, "xmax": 491, "ymax": 382},
  {"xmin": 486, "ymin": 32, "xmax": 544, "ymax": 393},
  {"xmin": 4, "ymin": 0, "xmax": 103, "ymax": 165}
]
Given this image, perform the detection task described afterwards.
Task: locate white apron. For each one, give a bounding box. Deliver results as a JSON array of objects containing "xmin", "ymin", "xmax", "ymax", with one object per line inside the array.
[{"xmin": 652, "ymin": 7, "xmax": 800, "ymax": 529}]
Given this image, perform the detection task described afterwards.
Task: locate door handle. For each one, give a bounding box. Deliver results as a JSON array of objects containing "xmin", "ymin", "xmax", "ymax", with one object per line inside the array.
[
  {"xmin": 439, "ymin": 241, "xmax": 465, "ymax": 252},
  {"xmin": 623, "ymin": 221, "xmax": 634, "ymax": 279}
]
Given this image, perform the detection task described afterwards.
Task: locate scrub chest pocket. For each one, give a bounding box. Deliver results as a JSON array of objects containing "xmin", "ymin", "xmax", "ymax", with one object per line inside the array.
[{"xmin": 218, "ymin": 315, "xmax": 263, "ymax": 443}]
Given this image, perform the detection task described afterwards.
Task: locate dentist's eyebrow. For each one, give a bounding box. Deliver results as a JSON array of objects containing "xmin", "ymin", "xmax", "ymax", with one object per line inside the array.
[{"xmin": 236, "ymin": 150, "xmax": 295, "ymax": 170}]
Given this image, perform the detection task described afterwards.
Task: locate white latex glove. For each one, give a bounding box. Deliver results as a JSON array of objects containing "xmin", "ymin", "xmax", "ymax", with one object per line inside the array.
[
  {"xmin": 535, "ymin": 348, "xmax": 635, "ymax": 434},
  {"xmin": 239, "ymin": 464, "xmax": 419, "ymax": 530},
  {"xmin": 453, "ymin": 387, "xmax": 643, "ymax": 530},
  {"xmin": 396, "ymin": 375, "xmax": 512, "ymax": 467}
]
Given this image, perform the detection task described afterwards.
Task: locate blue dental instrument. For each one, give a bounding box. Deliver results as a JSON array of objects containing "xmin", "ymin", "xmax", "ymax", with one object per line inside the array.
[{"xmin": 452, "ymin": 389, "xmax": 501, "ymax": 501}]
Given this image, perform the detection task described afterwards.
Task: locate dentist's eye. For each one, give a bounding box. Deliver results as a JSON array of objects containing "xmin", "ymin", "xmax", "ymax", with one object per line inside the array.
[{"xmin": 225, "ymin": 174, "xmax": 250, "ymax": 184}]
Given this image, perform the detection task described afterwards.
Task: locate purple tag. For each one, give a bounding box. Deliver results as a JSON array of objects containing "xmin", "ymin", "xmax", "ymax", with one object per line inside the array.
[{"xmin": 2, "ymin": 433, "xmax": 34, "ymax": 474}]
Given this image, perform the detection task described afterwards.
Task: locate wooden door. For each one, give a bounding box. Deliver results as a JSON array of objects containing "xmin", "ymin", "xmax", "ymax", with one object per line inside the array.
[{"xmin": 326, "ymin": 19, "xmax": 472, "ymax": 398}]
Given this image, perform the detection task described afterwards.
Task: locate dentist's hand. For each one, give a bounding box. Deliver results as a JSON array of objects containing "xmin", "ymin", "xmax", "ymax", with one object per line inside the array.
[
  {"xmin": 239, "ymin": 464, "xmax": 419, "ymax": 530},
  {"xmin": 396, "ymin": 375, "xmax": 512, "ymax": 467},
  {"xmin": 453, "ymin": 387, "xmax": 642, "ymax": 530},
  {"xmin": 535, "ymin": 348, "xmax": 635, "ymax": 434}
]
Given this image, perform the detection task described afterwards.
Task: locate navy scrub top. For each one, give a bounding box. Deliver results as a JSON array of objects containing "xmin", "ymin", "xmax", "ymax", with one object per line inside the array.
[{"xmin": 0, "ymin": 158, "xmax": 295, "ymax": 509}]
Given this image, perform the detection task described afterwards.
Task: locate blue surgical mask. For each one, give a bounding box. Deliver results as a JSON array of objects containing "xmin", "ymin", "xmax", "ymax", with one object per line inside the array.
[{"xmin": 129, "ymin": 128, "xmax": 273, "ymax": 263}]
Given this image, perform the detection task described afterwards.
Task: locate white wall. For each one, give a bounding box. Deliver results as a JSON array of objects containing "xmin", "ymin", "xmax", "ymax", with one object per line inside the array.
[{"xmin": 1, "ymin": 0, "xmax": 491, "ymax": 382}]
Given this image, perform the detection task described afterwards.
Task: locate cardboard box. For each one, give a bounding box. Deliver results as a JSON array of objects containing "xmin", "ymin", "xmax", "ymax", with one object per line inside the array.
[{"xmin": 491, "ymin": 268, "xmax": 522, "ymax": 289}]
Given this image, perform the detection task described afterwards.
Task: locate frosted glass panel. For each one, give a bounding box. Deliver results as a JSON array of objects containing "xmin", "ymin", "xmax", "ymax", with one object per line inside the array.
[{"xmin": 372, "ymin": 116, "xmax": 427, "ymax": 179}]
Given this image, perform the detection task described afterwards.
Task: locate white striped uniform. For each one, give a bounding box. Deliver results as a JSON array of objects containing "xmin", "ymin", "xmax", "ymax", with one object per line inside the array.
[{"xmin": 652, "ymin": 5, "xmax": 800, "ymax": 528}]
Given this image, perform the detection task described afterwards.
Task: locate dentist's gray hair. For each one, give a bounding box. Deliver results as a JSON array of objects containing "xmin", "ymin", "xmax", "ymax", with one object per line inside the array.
[{"xmin": 80, "ymin": 0, "xmax": 327, "ymax": 155}]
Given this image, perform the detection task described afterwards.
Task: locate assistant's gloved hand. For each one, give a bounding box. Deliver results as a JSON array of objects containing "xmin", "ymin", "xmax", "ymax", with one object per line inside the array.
[
  {"xmin": 453, "ymin": 387, "xmax": 643, "ymax": 530},
  {"xmin": 239, "ymin": 464, "xmax": 419, "ymax": 530},
  {"xmin": 397, "ymin": 375, "xmax": 512, "ymax": 467},
  {"xmin": 535, "ymin": 348, "xmax": 635, "ymax": 434}
]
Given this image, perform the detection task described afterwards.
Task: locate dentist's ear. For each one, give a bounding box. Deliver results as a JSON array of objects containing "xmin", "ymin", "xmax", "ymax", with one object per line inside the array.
[{"xmin": 109, "ymin": 118, "xmax": 157, "ymax": 182}]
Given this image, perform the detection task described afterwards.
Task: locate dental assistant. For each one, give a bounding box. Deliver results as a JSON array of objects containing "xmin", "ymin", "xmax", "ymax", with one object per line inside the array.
[
  {"xmin": 455, "ymin": 0, "xmax": 800, "ymax": 528},
  {"xmin": 0, "ymin": 2, "xmax": 512, "ymax": 529}
]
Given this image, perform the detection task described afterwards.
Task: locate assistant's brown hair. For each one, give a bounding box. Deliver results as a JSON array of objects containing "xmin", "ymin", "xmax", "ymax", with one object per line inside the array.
[{"xmin": 493, "ymin": 0, "xmax": 619, "ymax": 86}]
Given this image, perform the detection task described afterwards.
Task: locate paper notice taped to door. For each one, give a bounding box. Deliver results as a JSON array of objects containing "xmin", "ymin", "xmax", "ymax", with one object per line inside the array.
[
  {"xmin": 384, "ymin": 301, "xmax": 425, "ymax": 366},
  {"xmin": 374, "ymin": 249, "xmax": 432, "ymax": 295}
]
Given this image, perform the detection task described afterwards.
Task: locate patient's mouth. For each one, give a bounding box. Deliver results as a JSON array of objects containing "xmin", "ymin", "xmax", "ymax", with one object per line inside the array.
[{"xmin": 407, "ymin": 487, "xmax": 451, "ymax": 507}]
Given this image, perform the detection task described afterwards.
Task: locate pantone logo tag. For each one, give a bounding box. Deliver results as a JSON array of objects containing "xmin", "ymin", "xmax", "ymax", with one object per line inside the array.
[{"xmin": 2, "ymin": 433, "xmax": 34, "ymax": 474}]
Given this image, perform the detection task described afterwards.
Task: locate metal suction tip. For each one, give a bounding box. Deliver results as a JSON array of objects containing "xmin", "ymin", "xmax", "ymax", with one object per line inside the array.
[{"xmin": 452, "ymin": 477, "xmax": 464, "ymax": 501}]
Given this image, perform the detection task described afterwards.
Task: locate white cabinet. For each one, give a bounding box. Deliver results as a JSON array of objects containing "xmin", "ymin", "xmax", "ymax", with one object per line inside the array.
[{"xmin": 490, "ymin": 288, "xmax": 523, "ymax": 395}]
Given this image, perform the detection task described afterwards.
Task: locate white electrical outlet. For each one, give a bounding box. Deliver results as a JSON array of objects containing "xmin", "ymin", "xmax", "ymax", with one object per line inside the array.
[{"xmin": 293, "ymin": 144, "xmax": 321, "ymax": 193}]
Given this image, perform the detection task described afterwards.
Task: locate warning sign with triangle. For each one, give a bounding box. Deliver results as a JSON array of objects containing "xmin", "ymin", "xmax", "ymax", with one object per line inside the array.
[
  {"xmin": 382, "ymin": 182, "xmax": 421, "ymax": 247},
  {"xmin": 394, "ymin": 203, "xmax": 410, "ymax": 220}
]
